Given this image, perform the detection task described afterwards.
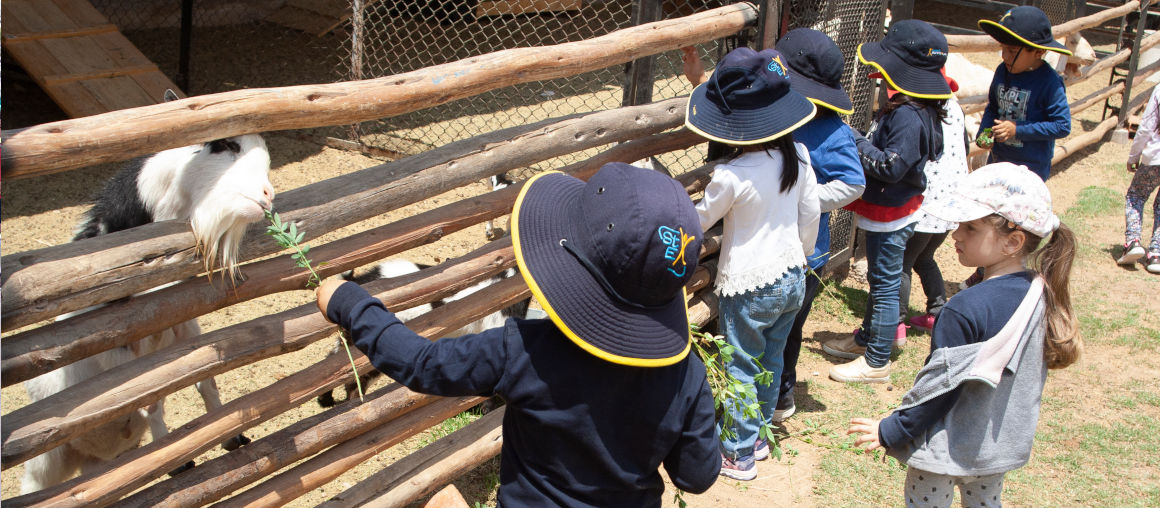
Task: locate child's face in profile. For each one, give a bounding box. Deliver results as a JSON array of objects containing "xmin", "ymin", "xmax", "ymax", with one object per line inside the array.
[
  {"xmin": 1001, "ymin": 44, "xmax": 1047, "ymax": 74},
  {"xmin": 951, "ymin": 217, "xmax": 1009, "ymax": 268}
]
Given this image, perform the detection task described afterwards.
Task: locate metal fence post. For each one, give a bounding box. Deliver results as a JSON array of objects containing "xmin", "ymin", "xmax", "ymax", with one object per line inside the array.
[
  {"xmin": 1122, "ymin": 0, "xmax": 1155, "ymax": 125},
  {"xmin": 756, "ymin": 0, "xmax": 781, "ymax": 50},
  {"xmin": 622, "ymin": 0, "xmax": 662, "ymax": 107}
]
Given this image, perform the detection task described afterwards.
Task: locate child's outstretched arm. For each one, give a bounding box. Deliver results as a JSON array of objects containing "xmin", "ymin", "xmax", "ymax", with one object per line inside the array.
[
  {"xmin": 317, "ymin": 279, "xmax": 508, "ymax": 397},
  {"xmin": 680, "ymin": 46, "xmax": 708, "ymax": 87},
  {"xmin": 853, "ymin": 107, "xmax": 928, "ymax": 183}
]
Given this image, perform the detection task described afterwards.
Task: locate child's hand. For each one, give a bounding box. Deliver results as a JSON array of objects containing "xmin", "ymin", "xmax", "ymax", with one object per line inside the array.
[
  {"xmin": 680, "ymin": 46, "xmax": 707, "ymax": 86},
  {"xmin": 847, "ymin": 417, "xmax": 884, "ymax": 451},
  {"xmin": 316, "ymin": 278, "xmax": 347, "ymax": 322},
  {"xmin": 992, "ymin": 120, "xmax": 1016, "ymax": 143},
  {"xmin": 1128, "ymin": 162, "xmax": 1138, "ymax": 173},
  {"xmin": 975, "ymin": 128, "xmax": 994, "ymax": 149}
]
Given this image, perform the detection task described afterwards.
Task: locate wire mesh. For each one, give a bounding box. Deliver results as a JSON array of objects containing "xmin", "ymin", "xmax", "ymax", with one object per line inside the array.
[{"xmin": 782, "ymin": 0, "xmax": 887, "ymax": 274}]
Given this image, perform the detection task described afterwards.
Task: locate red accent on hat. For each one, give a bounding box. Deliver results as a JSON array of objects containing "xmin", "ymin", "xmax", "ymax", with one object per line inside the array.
[
  {"xmin": 867, "ymin": 72, "xmax": 899, "ymax": 98},
  {"xmin": 940, "ymin": 67, "xmax": 959, "ymax": 93}
]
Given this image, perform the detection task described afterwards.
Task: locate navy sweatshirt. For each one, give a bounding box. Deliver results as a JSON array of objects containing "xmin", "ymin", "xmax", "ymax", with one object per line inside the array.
[
  {"xmin": 878, "ymin": 271, "xmax": 1035, "ymax": 449},
  {"xmin": 853, "ymin": 101, "xmax": 943, "ymax": 207},
  {"xmin": 979, "ymin": 63, "xmax": 1071, "ymax": 181},
  {"xmin": 326, "ymin": 282, "xmax": 721, "ymax": 507}
]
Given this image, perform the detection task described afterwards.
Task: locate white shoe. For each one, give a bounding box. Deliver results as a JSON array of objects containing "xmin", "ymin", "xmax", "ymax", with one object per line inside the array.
[
  {"xmin": 1118, "ymin": 240, "xmax": 1146, "ymax": 265},
  {"xmin": 772, "ymin": 403, "xmax": 796, "ymax": 423},
  {"xmin": 829, "ymin": 356, "xmax": 891, "ymax": 384}
]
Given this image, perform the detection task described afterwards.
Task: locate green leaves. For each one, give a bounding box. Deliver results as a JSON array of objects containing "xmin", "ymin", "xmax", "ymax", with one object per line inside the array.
[
  {"xmin": 265, "ymin": 209, "xmax": 321, "ymax": 288},
  {"xmin": 265, "ymin": 209, "xmax": 363, "ymax": 401},
  {"xmin": 690, "ymin": 325, "xmax": 780, "ymax": 457}
]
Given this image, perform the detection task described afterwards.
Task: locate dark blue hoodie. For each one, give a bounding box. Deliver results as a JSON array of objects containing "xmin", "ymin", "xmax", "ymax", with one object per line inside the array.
[{"xmin": 853, "ymin": 100, "xmax": 944, "ymax": 207}]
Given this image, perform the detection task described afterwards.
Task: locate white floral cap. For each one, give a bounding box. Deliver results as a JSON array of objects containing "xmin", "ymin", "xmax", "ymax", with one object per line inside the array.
[{"xmin": 924, "ymin": 162, "xmax": 1060, "ymax": 237}]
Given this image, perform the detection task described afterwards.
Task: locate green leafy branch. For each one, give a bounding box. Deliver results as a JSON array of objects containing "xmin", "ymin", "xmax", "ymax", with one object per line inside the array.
[
  {"xmin": 690, "ymin": 325, "xmax": 781, "ymax": 458},
  {"xmin": 265, "ymin": 209, "xmax": 364, "ymax": 402}
]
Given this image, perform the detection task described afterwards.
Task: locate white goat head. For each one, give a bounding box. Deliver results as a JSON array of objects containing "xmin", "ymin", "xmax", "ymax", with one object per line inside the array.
[{"xmin": 136, "ymin": 134, "xmax": 274, "ymax": 278}]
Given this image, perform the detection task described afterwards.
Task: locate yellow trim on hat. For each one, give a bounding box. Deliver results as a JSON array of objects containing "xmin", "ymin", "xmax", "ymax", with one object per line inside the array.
[
  {"xmin": 808, "ymin": 97, "xmax": 855, "ymax": 116},
  {"xmin": 511, "ymin": 171, "xmax": 691, "ymax": 368},
  {"xmin": 977, "ymin": 19, "xmax": 1073, "ymax": 56},
  {"xmin": 683, "ymin": 91, "xmax": 818, "ymax": 145},
  {"xmin": 857, "ymin": 44, "xmax": 953, "ymax": 100}
]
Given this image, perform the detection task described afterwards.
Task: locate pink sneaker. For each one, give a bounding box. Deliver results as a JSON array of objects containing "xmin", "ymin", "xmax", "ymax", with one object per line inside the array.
[
  {"xmin": 894, "ymin": 323, "xmax": 908, "ymax": 347},
  {"xmin": 908, "ymin": 313, "xmax": 936, "ymax": 332}
]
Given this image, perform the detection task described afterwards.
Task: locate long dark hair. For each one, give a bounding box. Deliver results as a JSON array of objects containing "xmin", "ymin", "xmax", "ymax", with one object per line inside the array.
[
  {"xmin": 882, "ymin": 93, "xmax": 948, "ymax": 124},
  {"xmin": 714, "ymin": 134, "xmax": 803, "ymax": 193}
]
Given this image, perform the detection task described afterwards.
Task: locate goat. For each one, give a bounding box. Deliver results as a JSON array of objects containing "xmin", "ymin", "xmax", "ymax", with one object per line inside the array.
[
  {"xmin": 21, "ymin": 92, "xmax": 274, "ymax": 494},
  {"xmin": 317, "ymin": 259, "xmax": 529, "ymax": 407}
]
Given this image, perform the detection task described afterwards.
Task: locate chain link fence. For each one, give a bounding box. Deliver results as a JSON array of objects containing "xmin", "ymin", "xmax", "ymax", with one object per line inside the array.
[{"xmin": 33, "ymin": 0, "xmax": 891, "ymax": 277}]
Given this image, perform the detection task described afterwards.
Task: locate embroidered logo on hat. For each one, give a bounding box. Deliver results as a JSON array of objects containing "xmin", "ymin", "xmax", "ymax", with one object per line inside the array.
[
  {"xmin": 927, "ymin": 48, "xmax": 947, "ymax": 57},
  {"xmin": 767, "ymin": 55, "xmax": 787, "ymax": 77},
  {"xmin": 658, "ymin": 226, "xmax": 695, "ymax": 277}
]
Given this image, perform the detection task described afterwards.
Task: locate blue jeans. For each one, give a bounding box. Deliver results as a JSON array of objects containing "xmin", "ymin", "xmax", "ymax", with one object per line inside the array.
[
  {"xmin": 717, "ymin": 266, "xmax": 805, "ymax": 459},
  {"xmin": 856, "ymin": 224, "xmax": 915, "ymax": 367}
]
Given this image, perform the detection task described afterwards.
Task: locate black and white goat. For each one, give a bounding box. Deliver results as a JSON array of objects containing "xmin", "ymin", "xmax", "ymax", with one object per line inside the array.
[
  {"xmin": 317, "ymin": 258, "xmax": 528, "ymax": 407},
  {"xmin": 21, "ymin": 105, "xmax": 274, "ymax": 493}
]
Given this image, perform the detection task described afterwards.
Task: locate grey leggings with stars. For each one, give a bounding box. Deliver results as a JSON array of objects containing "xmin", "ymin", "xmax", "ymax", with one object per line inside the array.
[{"xmin": 905, "ymin": 468, "xmax": 1006, "ymax": 508}]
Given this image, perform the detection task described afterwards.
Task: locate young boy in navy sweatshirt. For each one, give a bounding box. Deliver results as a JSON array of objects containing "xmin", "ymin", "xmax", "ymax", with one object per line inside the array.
[
  {"xmin": 976, "ymin": 5, "xmax": 1072, "ymax": 181},
  {"xmin": 316, "ymin": 162, "xmax": 720, "ymax": 507}
]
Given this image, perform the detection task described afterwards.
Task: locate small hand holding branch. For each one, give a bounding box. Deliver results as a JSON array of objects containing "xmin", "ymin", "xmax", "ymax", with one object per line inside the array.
[
  {"xmin": 847, "ymin": 417, "xmax": 884, "ymax": 451},
  {"xmin": 315, "ymin": 278, "xmax": 346, "ymax": 321},
  {"xmin": 992, "ymin": 119, "xmax": 1016, "ymax": 143}
]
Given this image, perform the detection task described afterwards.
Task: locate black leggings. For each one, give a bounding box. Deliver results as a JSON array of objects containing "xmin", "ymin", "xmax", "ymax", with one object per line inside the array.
[{"xmin": 899, "ymin": 231, "xmax": 949, "ymax": 321}]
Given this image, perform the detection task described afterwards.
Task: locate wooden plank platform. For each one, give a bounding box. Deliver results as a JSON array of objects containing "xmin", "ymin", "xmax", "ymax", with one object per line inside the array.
[{"xmin": 1, "ymin": 0, "xmax": 181, "ymax": 118}]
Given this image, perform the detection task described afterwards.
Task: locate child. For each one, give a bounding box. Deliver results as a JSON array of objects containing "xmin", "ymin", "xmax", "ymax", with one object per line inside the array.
[
  {"xmin": 821, "ymin": 19, "xmax": 951, "ymax": 383},
  {"xmin": 768, "ymin": 28, "xmax": 867, "ymax": 420},
  {"xmin": 1120, "ymin": 84, "xmax": 1160, "ymax": 273},
  {"xmin": 901, "ymin": 70, "xmax": 971, "ymax": 333},
  {"xmin": 316, "ymin": 162, "xmax": 720, "ymax": 506},
  {"xmin": 976, "ymin": 6, "xmax": 1073, "ymax": 182},
  {"xmin": 685, "ymin": 46, "xmax": 820, "ymax": 480},
  {"xmin": 847, "ymin": 162, "xmax": 1082, "ymax": 508}
]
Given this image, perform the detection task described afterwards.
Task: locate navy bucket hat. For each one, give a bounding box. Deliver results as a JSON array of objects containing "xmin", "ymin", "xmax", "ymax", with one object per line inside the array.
[
  {"xmin": 776, "ymin": 28, "xmax": 854, "ymax": 115},
  {"xmin": 511, "ymin": 162, "xmax": 703, "ymax": 367},
  {"xmin": 686, "ymin": 47, "xmax": 816, "ymax": 144},
  {"xmin": 858, "ymin": 19, "xmax": 953, "ymax": 99},
  {"xmin": 979, "ymin": 6, "xmax": 1072, "ymax": 55}
]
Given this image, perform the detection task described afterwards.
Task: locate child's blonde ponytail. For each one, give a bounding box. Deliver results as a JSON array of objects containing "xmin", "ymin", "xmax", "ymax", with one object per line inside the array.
[{"xmin": 1028, "ymin": 223, "xmax": 1082, "ymax": 369}]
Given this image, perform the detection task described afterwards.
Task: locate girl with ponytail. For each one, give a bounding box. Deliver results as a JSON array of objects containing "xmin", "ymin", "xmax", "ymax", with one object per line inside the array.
[{"xmin": 847, "ymin": 162, "xmax": 1080, "ymax": 507}]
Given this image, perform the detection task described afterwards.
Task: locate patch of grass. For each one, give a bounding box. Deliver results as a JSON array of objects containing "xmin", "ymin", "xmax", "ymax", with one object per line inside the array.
[
  {"xmin": 1062, "ymin": 186, "xmax": 1121, "ymax": 222},
  {"xmin": 812, "ymin": 279, "xmax": 867, "ymax": 324},
  {"xmin": 415, "ymin": 407, "xmax": 485, "ymax": 448},
  {"xmin": 1013, "ymin": 415, "xmax": 1160, "ymax": 507}
]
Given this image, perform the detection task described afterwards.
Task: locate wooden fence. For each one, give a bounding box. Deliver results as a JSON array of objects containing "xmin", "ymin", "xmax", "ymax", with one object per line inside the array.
[{"xmin": 2, "ymin": 1, "xmax": 1157, "ymax": 506}]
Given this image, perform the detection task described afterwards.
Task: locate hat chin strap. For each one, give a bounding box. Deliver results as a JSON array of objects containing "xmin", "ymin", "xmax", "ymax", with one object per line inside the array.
[{"xmin": 559, "ymin": 238, "xmax": 668, "ymax": 310}]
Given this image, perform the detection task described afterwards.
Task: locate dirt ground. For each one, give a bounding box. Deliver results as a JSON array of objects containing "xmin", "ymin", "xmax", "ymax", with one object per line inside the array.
[{"xmin": 3, "ymin": 12, "xmax": 1157, "ymax": 508}]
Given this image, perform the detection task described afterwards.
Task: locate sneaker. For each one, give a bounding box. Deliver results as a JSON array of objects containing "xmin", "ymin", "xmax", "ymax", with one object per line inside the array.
[
  {"xmin": 908, "ymin": 313, "xmax": 936, "ymax": 332},
  {"xmin": 754, "ymin": 438, "xmax": 770, "ymax": 461},
  {"xmin": 772, "ymin": 402, "xmax": 796, "ymax": 423},
  {"xmin": 1118, "ymin": 240, "xmax": 1147, "ymax": 265},
  {"xmin": 720, "ymin": 453, "xmax": 757, "ymax": 481},
  {"xmin": 1147, "ymin": 253, "xmax": 1160, "ymax": 274},
  {"xmin": 829, "ymin": 356, "xmax": 891, "ymax": 384},
  {"xmin": 959, "ymin": 269, "xmax": 984, "ymax": 290},
  {"xmin": 894, "ymin": 323, "xmax": 909, "ymax": 348},
  {"xmin": 822, "ymin": 333, "xmax": 866, "ymax": 360}
]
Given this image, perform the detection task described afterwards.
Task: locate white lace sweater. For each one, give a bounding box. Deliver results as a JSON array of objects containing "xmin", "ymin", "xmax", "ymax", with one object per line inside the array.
[{"xmin": 696, "ymin": 145, "xmax": 820, "ymax": 297}]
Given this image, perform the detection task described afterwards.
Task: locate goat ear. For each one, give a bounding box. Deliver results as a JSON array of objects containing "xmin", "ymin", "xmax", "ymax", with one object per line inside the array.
[{"xmin": 163, "ymin": 89, "xmax": 181, "ymax": 103}]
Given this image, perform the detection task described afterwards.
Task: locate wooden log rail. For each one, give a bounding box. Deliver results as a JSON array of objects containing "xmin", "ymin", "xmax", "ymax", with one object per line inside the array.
[
  {"xmin": 0, "ymin": 127, "xmax": 701, "ymax": 387},
  {"xmin": 0, "ymin": 2, "xmax": 758, "ymax": 178},
  {"xmin": 945, "ymin": 0, "xmax": 1140, "ymax": 53},
  {"xmin": 4, "ymin": 165, "xmax": 723, "ymax": 505},
  {"xmin": 2, "ymin": 98, "xmax": 691, "ymax": 330}
]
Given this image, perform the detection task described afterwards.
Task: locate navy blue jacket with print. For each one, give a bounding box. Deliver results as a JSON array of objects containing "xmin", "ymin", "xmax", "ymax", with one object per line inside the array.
[
  {"xmin": 855, "ymin": 100, "xmax": 943, "ymax": 207},
  {"xmin": 979, "ymin": 63, "xmax": 1071, "ymax": 180}
]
